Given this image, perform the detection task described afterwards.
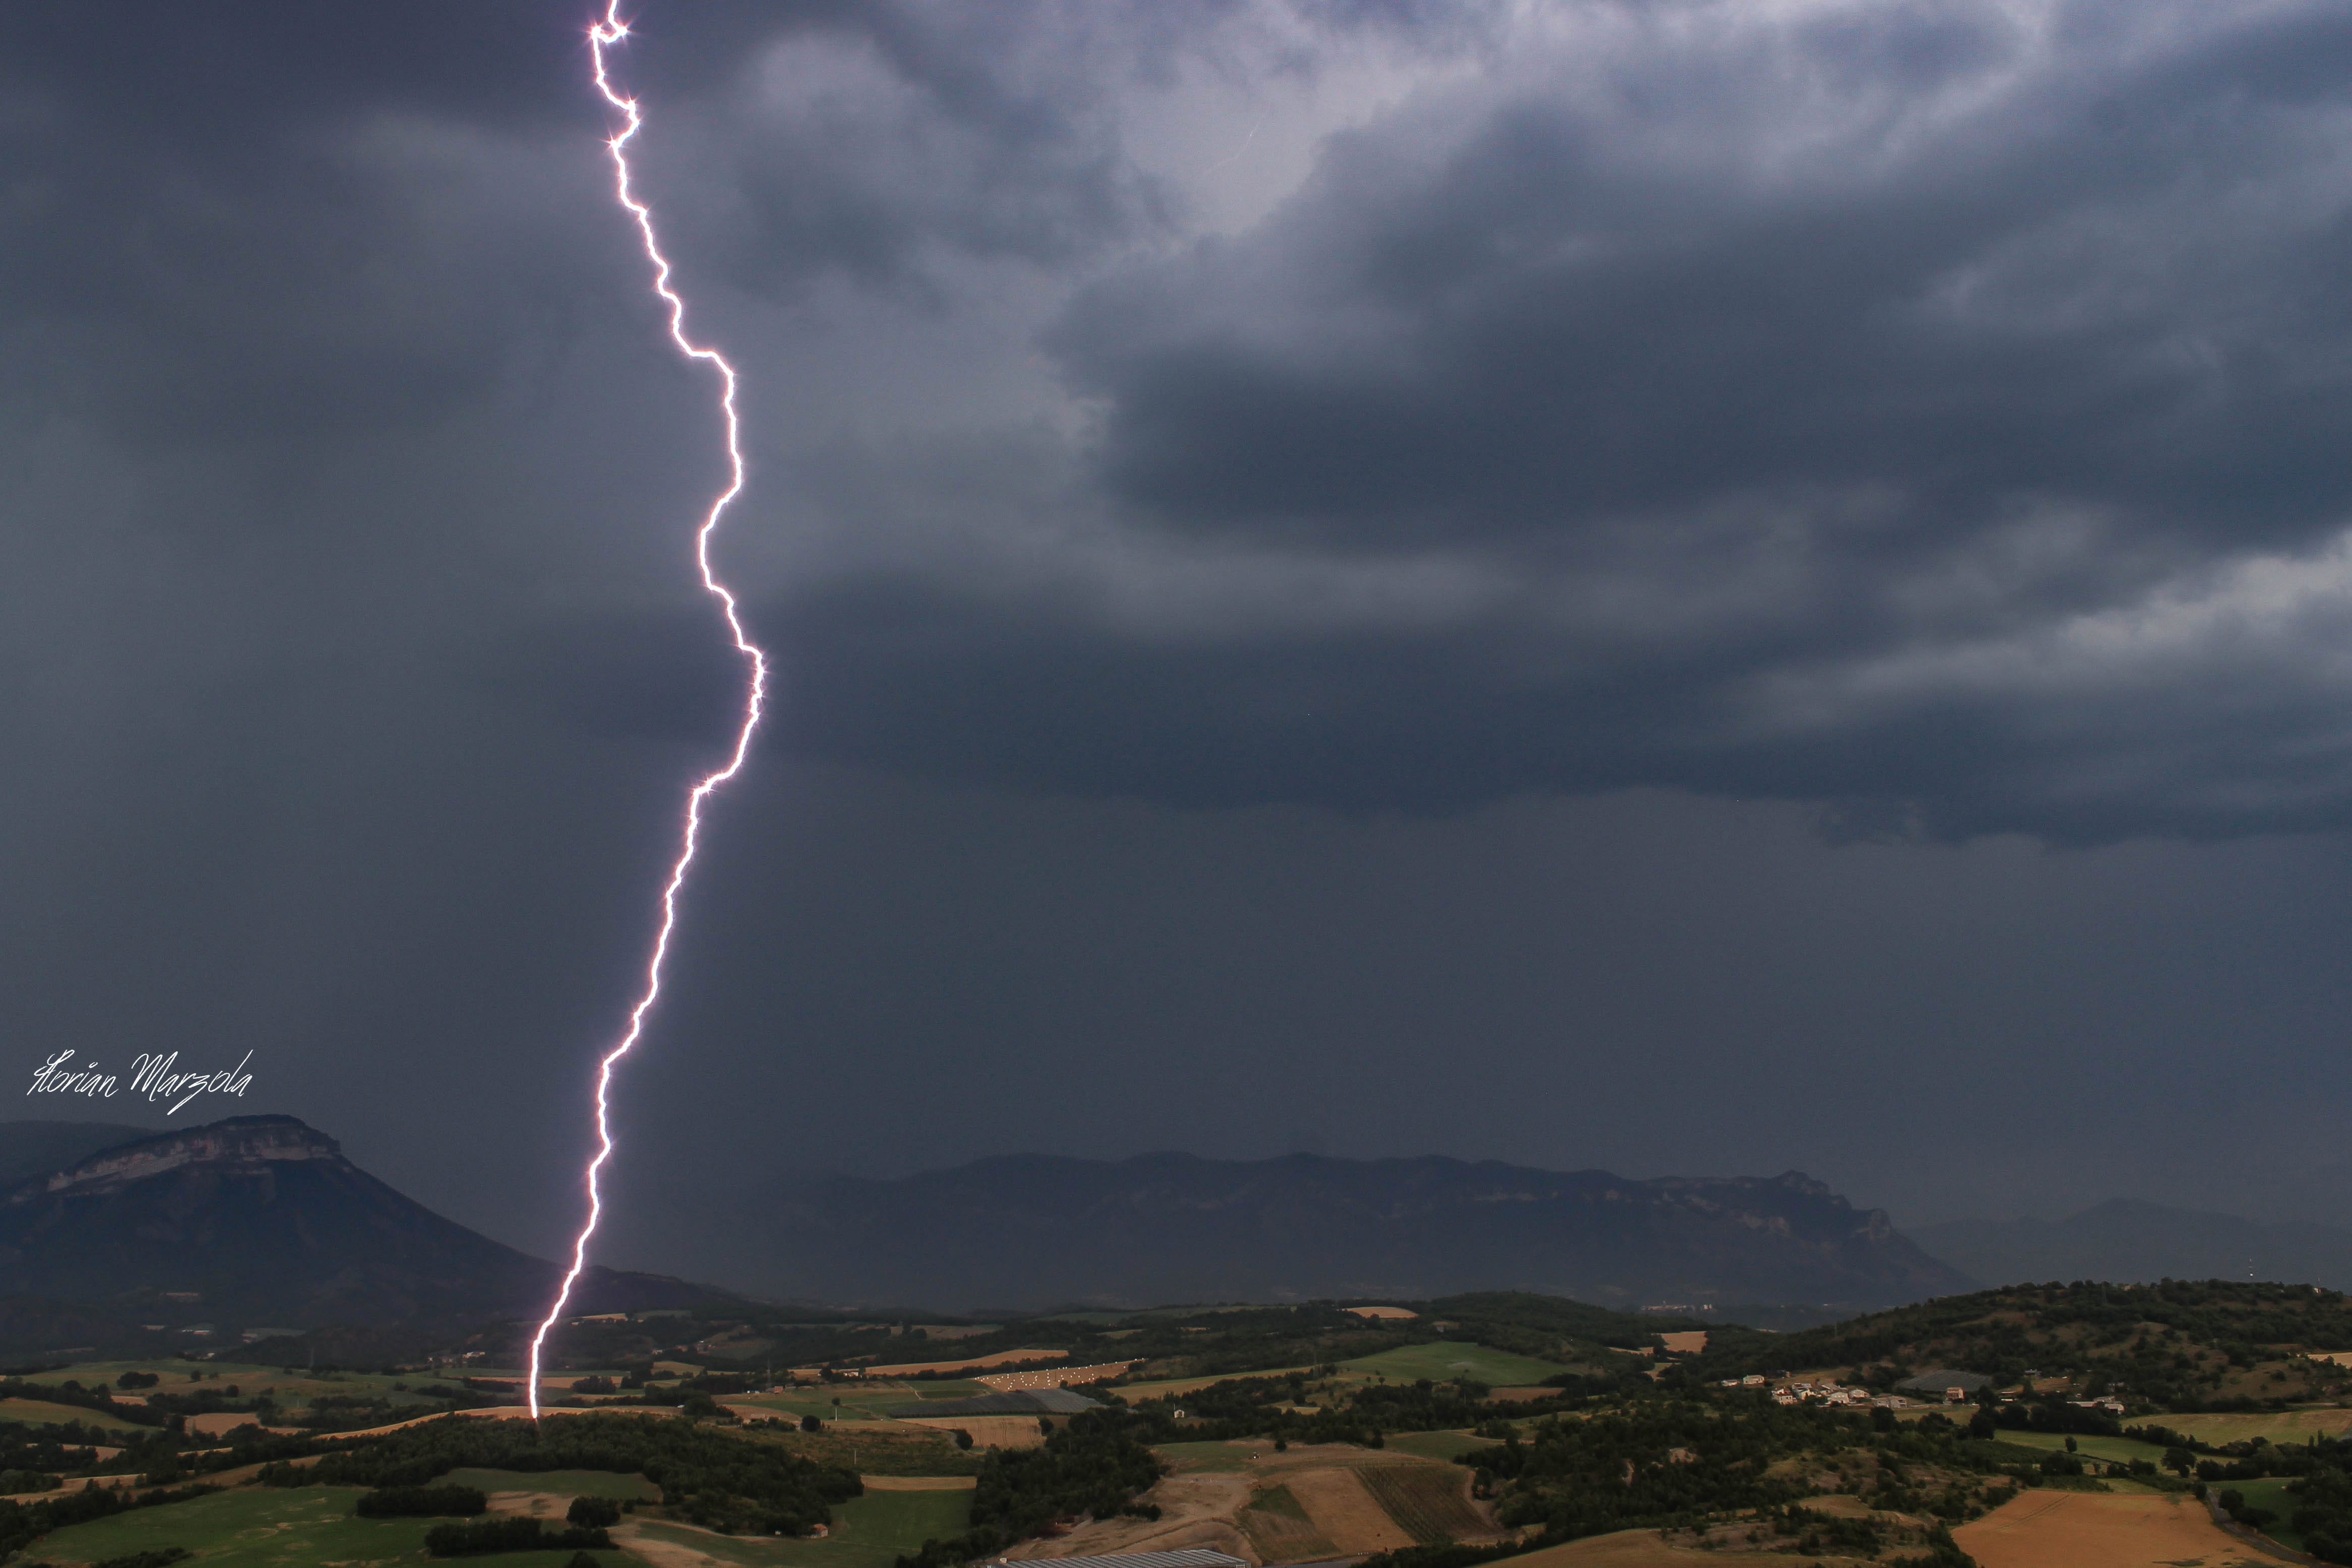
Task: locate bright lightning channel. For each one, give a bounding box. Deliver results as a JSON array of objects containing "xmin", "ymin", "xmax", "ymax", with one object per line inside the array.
[{"xmin": 525, "ymin": 3, "xmax": 767, "ymax": 1422}]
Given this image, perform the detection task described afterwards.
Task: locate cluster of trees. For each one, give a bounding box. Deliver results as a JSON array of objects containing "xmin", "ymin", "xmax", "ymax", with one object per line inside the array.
[
  {"xmin": 1690, "ymin": 1282, "xmax": 2352, "ymax": 1412},
  {"xmin": 897, "ymin": 1410, "xmax": 1164, "ymax": 1568},
  {"xmin": 422, "ymin": 1517, "xmax": 611, "ymax": 1557},
  {"xmin": 257, "ymin": 1412, "xmax": 858, "ymax": 1537},
  {"xmin": 1465, "ymin": 1397, "xmax": 2028, "ymax": 1546},
  {"xmin": 0, "ymin": 1426, "xmax": 107, "ymax": 1478},
  {"xmin": 89, "ymin": 1547, "xmax": 188, "ymax": 1568}
]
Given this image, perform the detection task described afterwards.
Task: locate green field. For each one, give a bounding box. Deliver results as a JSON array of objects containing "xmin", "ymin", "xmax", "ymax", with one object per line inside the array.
[
  {"xmin": 722, "ymin": 1382, "xmax": 983, "ymax": 1423},
  {"xmin": 1993, "ymin": 1429, "xmax": 2172, "ymax": 1468},
  {"xmin": 31, "ymin": 1362, "xmax": 458, "ymax": 1403},
  {"xmin": 1342, "ymin": 1344, "xmax": 1571, "ymax": 1387},
  {"xmin": 2226, "ymin": 1477, "xmax": 2308, "ymax": 1551},
  {"xmin": 442, "ymin": 1467, "xmax": 662, "ymax": 1500},
  {"xmin": 2140, "ymin": 1407, "xmax": 2352, "ymax": 1446},
  {"xmin": 28, "ymin": 1483, "xmax": 633, "ymax": 1568},
  {"xmin": 1152, "ymin": 1439, "xmax": 1257, "ymax": 1473},
  {"xmin": 0, "ymin": 1397, "xmax": 146, "ymax": 1432},
  {"xmin": 630, "ymin": 1487, "xmax": 971, "ymax": 1568},
  {"xmin": 1385, "ymin": 1430, "xmax": 1491, "ymax": 1462}
]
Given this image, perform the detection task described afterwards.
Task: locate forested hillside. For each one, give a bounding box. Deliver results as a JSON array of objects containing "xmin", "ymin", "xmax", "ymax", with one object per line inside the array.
[{"xmin": 1691, "ymin": 1280, "xmax": 2352, "ymax": 1411}]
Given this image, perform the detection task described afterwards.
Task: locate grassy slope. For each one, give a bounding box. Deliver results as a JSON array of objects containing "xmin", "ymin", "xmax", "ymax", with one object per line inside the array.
[
  {"xmin": 28, "ymin": 1484, "xmax": 634, "ymax": 1568},
  {"xmin": 1688, "ymin": 1281, "xmax": 2352, "ymax": 1409},
  {"xmin": 629, "ymin": 1487, "xmax": 970, "ymax": 1568},
  {"xmin": 1343, "ymin": 1344, "xmax": 1571, "ymax": 1386},
  {"xmin": 0, "ymin": 1398, "xmax": 145, "ymax": 1432},
  {"xmin": 1991, "ymin": 1429, "xmax": 2172, "ymax": 1466},
  {"xmin": 2147, "ymin": 1408, "xmax": 2352, "ymax": 1444}
]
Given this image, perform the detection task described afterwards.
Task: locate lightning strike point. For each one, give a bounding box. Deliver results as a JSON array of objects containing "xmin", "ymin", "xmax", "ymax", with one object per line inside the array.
[{"xmin": 525, "ymin": 3, "xmax": 768, "ymax": 1421}]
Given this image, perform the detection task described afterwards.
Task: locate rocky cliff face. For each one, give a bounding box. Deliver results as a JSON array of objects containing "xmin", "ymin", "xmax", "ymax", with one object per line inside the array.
[
  {"xmin": 25, "ymin": 1116, "xmax": 338, "ymax": 1199},
  {"xmin": 730, "ymin": 1152, "xmax": 1975, "ymax": 1311}
]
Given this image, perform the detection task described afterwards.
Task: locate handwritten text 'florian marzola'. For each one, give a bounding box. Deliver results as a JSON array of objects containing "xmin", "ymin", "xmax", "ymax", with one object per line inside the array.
[{"xmin": 27, "ymin": 1051, "xmax": 255, "ymax": 1115}]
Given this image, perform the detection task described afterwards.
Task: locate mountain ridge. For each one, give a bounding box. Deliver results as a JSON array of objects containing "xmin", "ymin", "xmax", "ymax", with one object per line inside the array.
[{"xmin": 711, "ymin": 1148, "xmax": 1974, "ymax": 1311}]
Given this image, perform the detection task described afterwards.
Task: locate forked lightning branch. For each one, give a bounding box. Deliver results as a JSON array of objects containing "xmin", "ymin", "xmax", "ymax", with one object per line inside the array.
[{"xmin": 524, "ymin": 3, "xmax": 772, "ymax": 1419}]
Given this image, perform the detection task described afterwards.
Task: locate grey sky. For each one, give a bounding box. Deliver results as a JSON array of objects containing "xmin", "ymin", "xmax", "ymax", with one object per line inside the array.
[{"xmin": 7, "ymin": 1, "xmax": 2352, "ymax": 1288}]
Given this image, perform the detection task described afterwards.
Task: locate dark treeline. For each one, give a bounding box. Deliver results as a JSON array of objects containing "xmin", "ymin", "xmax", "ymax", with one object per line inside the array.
[
  {"xmin": 257, "ymin": 1414, "xmax": 857, "ymax": 1536},
  {"xmin": 355, "ymin": 1484, "xmax": 486, "ymax": 1518},
  {"xmin": 423, "ymin": 1517, "xmax": 611, "ymax": 1557}
]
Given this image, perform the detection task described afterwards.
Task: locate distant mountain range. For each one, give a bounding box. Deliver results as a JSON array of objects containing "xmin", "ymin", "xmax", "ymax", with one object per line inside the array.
[
  {"xmin": 1911, "ymin": 1198, "xmax": 2352, "ymax": 1292},
  {"xmin": 733, "ymin": 1152, "xmax": 1975, "ymax": 1311},
  {"xmin": 0, "ymin": 1123, "xmax": 1975, "ymax": 1324},
  {"xmin": 0, "ymin": 1115, "xmax": 723, "ymax": 1355}
]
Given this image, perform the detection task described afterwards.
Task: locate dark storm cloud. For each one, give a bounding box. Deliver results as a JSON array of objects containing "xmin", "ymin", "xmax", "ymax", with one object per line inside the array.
[
  {"xmin": 1059, "ymin": 4, "xmax": 2352, "ymax": 553},
  {"xmin": 636, "ymin": 2, "xmax": 1175, "ymax": 298},
  {"xmin": 669, "ymin": 0, "xmax": 2352, "ymax": 842}
]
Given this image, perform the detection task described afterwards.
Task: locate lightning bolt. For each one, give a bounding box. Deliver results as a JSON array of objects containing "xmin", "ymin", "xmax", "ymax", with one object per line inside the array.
[{"xmin": 525, "ymin": 3, "xmax": 767, "ymax": 1421}]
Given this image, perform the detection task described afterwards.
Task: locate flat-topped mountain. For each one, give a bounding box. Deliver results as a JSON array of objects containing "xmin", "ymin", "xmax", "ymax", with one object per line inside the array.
[
  {"xmin": 0, "ymin": 1115, "xmax": 720, "ymax": 1337},
  {"xmin": 737, "ymin": 1152, "xmax": 1973, "ymax": 1311}
]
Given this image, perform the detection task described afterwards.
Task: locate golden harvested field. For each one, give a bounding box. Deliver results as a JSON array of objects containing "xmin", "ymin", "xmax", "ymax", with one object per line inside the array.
[
  {"xmin": 978, "ymin": 1362, "xmax": 1135, "ymax": 1391},
  {"xmin": 1954, "ymin": 1488, "xmax": 2267, "ymax": 1567},
  {"xmin": 861, "ymin": 1476, "xmax": 978, "ymax": 1491},
  {"xmin": 899, "ymin": 1415, "xmax": 1049, "ymax": 1449},
  {"xmin": 2142, "ymin": 1406, "xmax": 2352, "ymax": 1444},
  {"xmin": 1283, "ymin": 1465, "xmax": 1417, "ymax": 1553},
  {"xmin": 1655, "ymin": 1332, "xmax": 1707, "ymax": 1355}
]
